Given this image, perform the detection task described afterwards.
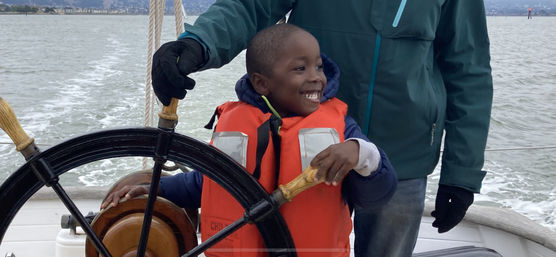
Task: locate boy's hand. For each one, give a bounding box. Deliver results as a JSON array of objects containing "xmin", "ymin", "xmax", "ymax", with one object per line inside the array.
[
  {"xmin": 100, "ymin": 185, "xmax": 150, "ymax": 210},
  {"xmin": 310, "ymin": 140, "xmax": 359, "ymax": 186}
]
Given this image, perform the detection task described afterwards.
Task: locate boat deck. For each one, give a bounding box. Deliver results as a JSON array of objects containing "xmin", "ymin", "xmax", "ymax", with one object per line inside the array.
[{"xmin": 1, "ymin": 187, "xmax": 555, "ymax": 257}]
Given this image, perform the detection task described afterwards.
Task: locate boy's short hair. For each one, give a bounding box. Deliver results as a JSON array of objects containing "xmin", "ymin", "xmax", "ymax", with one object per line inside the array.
[{"xmin": 246, "ymin": 23, "xmax": 305, "ymax": 78}]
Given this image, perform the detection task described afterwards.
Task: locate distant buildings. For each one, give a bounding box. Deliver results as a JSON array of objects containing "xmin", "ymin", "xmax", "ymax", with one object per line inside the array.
[
  {"xmin": 484, "ymin": 1, "xmax": 556, "ymax": 16},
  {"xmin": 1, "ymin": 0, "xmax": 555, "ymax": 16},
  {"xmin": 54, "ymin": 7, "xmax": 148, "ymax": 15},
  {"xmin": 0, "ymin": 4, "xmax": 149, "ymax": 14},
  {"xmin": 0, "ymin": 0, "xmax": 214, "ymax": 15}
]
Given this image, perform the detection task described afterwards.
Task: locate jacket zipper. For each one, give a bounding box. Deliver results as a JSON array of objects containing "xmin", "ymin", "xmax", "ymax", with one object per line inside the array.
[
  {"xmin": 364, "ymin": 0, "xmax": 407, "ymax": 134},
  {"xmin": 392, "ymin": 0, "xmax": 408, "ymax": 27},
  {"xmin": 430, "ymin": 123, "xmax": 436, "ymax": 146},
  {"xmin": 363, "ymin": 34, "xmax": 382, "ymax": 135}
]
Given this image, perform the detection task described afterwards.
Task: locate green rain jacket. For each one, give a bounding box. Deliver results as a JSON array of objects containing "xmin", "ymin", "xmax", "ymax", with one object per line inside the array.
[{"xmin": 183, "ymin": 0, "xmax": 493, "ymax": 193}]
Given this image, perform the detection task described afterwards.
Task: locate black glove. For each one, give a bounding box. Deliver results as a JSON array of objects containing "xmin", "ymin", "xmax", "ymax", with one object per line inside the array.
[
  {"xmin": 431, "ymin": 185, "xmax": 474, "ymax": 233},
  {"xmin": 152, "ymin": 38, "xmax": 204, "ymax": 106}
]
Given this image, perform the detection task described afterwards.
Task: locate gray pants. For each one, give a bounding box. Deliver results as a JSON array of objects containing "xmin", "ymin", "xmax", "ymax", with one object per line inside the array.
[{"xmin": 354, "ymin": 178, "xmax": 427, "ymax": 257}]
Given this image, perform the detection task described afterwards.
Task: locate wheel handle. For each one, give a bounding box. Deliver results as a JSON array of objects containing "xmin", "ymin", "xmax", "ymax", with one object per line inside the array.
[{"xmin": 0, "ymin": 97, "xmax": 39, "ymax": 159}]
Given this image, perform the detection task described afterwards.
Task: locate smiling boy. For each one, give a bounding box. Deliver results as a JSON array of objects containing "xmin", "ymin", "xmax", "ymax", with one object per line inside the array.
[{"xmin": 103, "ymin": 24, "xmax": 397, "ymax": 257}]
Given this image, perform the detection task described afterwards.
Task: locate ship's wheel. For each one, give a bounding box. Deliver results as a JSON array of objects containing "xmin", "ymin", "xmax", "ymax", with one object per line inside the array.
[{"xmin": 0, "ymin": 98, "xmax": 298, "ymax": 257}]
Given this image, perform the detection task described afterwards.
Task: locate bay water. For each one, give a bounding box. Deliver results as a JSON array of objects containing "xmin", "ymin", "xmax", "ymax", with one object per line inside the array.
[{"xmin": 0, "ymin": 15, "xmax": 555, "ymax": 231}]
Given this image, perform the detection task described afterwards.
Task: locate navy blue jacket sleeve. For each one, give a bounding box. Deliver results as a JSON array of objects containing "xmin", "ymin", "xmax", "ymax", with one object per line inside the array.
[
  {"xmin": 159, "ymin": 171, "xmax": 203, "ymax": 209},
  {"xmin": 158, "ymin": 116, "xmax": 395, "ymax": 210},
  {"xmin": 342, "ymin": 115, "xmax": 398, "ymax": 209}
]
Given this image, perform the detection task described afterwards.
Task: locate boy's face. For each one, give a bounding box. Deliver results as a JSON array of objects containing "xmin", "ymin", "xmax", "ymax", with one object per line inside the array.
[{"xmin": 265, "ymin": 31, "xmax": 326, "ymax": 117}]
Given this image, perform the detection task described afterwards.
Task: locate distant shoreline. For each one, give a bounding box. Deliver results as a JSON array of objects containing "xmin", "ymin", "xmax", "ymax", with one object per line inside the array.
[
  {"xmin": 0, "ymin": 12, "xmax": 147, "ymax": 15},
  {"xmin": 0, "ymin": 11, "xmax": 206, "ymax": 16},
  {"xmin": 1, "ymin": 12, "xmax": 555, "ymax": 17}
]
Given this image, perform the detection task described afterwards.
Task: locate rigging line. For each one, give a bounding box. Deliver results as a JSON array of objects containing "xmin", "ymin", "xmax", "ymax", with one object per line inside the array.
[
  {"xmin": 143, "ymin": 0, "xmax": 160, "ymax": 170},
  {"xmin": 145, "ymin": 0, "xmax": 158, "ymax": 129},
  {"xmin": 435, "ymin": 145, "xmax": 556, "ymax": 152},
  {"xmin": 2, "ymin": 142, "xmax": 556, "ymax": 151},
  {"xmin": 173, "ymin": 0, "xmax": 185, "ymax": 37},
  {"xmin": 0, "ymin": 142, "xmax": 51, "ymax": 147},
  {"xmin": 484, "ymin": 145, "xmax": 556, "ymax": 152},
  {"xmin": 142, "ymin": 0, "xmax": 185, "ymax": 170},
  {"xmin": 142, "ymin": 0, "xmax": 166, "ymax": 170}
]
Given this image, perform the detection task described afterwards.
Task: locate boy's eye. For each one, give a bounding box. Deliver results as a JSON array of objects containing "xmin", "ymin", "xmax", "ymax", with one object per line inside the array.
[
  {"xmin": 294, "ymin": 66, "xmax": 306, "ymax": 71},
  {"xmin": 317, "ymin": 64, "xmax": 324, "ymax": 71}
]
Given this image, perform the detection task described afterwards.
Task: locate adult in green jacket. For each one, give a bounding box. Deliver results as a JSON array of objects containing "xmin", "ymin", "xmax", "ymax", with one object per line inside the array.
[{"xmin": 151, "ymin": 0, "xmax": 493, "ymax": 256}]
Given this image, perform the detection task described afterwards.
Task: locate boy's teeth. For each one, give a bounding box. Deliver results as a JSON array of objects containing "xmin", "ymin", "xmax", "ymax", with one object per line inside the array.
[{"xmin": 305, "ymin": 92, "xmax": 319, "ymax": 100}]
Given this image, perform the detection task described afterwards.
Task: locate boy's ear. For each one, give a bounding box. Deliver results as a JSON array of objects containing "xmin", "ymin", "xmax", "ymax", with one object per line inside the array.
[{"xmin": 250, "ymin": 73, "xmax": 270, "ymax": 95}]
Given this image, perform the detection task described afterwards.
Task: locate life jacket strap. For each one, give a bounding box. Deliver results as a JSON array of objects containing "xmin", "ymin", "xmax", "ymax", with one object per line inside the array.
[
  {"xmin": 269, "ymin": 115, "xmax": 282, "ymax": 188},
  {"xmin": 253, "ymin": 114, "xmax": 282, "ymax": 183},
  {"xmin": 253, "ymin": 118, "xmax": 270, "ymax": 179},
  {"xmin": 203, "ymin": 108, "xmax": 219, "ymax": 130}
]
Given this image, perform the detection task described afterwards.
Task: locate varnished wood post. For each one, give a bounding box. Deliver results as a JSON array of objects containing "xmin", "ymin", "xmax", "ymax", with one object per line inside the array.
[
  {"xmin": 157, "ymin": 98, "xmax": 179, "ymax": 129},
  {"xmin": 158, "ymin": 98, "xmax": 179, "ymax": 121},
  {"xmin": 273, "ymin": 166, "xmax": 322, "ymax": 205}
]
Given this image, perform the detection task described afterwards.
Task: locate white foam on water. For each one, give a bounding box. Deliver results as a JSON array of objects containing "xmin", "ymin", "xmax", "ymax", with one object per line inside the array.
[
  {"xmin": 67, "ymin": 37, "xmax": 127, "ymax": 89},
  {"xmin": 427, "ymin": 158, "xmax": 556, "ymax": 231},
  {"xmin": 0, "ymin": 144, "xmax": 20, "ymax": 180},
  {"xmin": 75, "ymin": 157, "xmax": 144, "ymax": 187},
  {"xmin": 476, "ymin": 160, "xmax": 556, "ymax": 230}
]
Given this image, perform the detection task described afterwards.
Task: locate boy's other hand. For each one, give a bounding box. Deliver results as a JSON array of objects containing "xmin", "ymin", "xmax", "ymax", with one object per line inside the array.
[
  {"xmin": 100, "ymin": 185, "xmax": 150, "ymax": 210},
  {"xmin": 311, "ymin": 140, "xmax": 359, "ymax": 186}
]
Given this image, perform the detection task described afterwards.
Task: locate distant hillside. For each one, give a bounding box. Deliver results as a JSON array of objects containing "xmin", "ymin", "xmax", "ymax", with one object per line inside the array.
[
  {"xmin": 1, "ymin": 0, "xmax": 556, "ymax": 15},
  {"xmin": 0, "ymin": 0, "xmax": 216, "ymax": 14},
  {"xmin": 484, "ymin": 0, "xmax": 556, "ymax": 15}
]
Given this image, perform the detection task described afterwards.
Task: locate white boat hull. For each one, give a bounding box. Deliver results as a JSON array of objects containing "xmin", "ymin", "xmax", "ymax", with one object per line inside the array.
[{"xmin": 417, "ymin": 203, "xmax": 556, "ymax": 257}]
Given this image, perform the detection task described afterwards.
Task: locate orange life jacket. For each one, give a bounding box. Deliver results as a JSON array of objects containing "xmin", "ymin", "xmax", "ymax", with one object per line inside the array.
[{"xmin": 201, "ymin": 98, "xmax": 351, "ymax": 257}]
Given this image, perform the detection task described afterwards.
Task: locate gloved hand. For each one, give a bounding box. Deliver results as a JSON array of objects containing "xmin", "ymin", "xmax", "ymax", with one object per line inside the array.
[
  {"xmin": 431, "ymin": 185, "xmax": 474, "ymax": 233},
  {"xmin": 152, "ymin": 38, "xmax": 204, "ymax": 106}
]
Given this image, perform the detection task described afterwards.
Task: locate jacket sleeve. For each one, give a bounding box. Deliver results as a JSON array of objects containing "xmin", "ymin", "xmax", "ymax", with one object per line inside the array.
[
  {"xmin": 182, "ymin": 0, "xmax": 295, "ymax": 69},
  {"xmin": 159, "ymin": 171, "xmax": 203, "ymax": 208},
  {"xmin": 342, "ymin": 116, "xmax": 397, "ymax": 209},
  {"xmin": 434, "ymin": 0, "xmax": 493, "ymax": 193}
]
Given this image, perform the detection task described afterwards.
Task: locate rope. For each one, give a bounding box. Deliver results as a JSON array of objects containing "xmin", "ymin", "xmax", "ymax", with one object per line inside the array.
[
  {"xmin": 0, "ymin": 142, "xmax": 50, "ymax": 147},
  {"xmin": 141, "ymin": 0, "xmax": 187, "ymax": 170},
  {"xmin": 173, "ymin": 0, "xmax": 185, "ymax": 36},
  {"xmin": 144, "ymin": 0, "xmax": 158, "ymax": 130},
  {"xmin": 2, "ymin": 141, "xmax": 556, "ymax": 151},
  {"xmin": 143, "ymin": 0, "xmax": 159, "ymax": 170},
  {"xmin": 484, "ymin": 145, "xmax": 556, "ymax": 152},
  {"xmin": 155, "ymin": 0, "xmax": 164, "ymax": 51}
]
